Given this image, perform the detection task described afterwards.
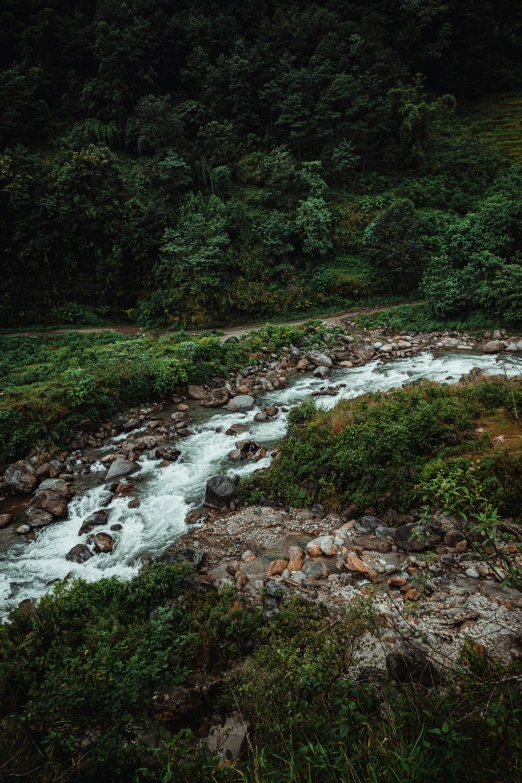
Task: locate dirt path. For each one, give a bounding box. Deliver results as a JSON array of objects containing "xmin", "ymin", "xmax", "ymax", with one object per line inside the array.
[{"xmin": 3, "ymin": 301, "xmax": 420, "ymax": 341}]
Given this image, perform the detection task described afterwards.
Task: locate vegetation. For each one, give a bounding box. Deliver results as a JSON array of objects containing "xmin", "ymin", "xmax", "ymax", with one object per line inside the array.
[
  {"xmin": 240, "ymin": 376, "xmax": 522, "ymax": 516},
  {"xmin": 2, "ymin": 1, "xmax": 522, "ymax": 327}
]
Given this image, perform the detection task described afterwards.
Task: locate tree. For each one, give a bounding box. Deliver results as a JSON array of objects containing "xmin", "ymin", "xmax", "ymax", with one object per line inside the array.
[{"xmin": 332, "ymin": 140, "xmax": 360, "ymax": 189}]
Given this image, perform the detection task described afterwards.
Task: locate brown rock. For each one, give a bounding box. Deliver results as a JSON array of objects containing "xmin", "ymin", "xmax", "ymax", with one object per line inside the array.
[
  {"xmin": 31, "ymin": 489, "xmax": 68, "ymax": 517},
  {"xmin": 405, "ymin": 589, "xmax": 419, "ymax": 600},
  {"xmin": 235, "ymin": 571, "xmax": 249, "ymax": 588},
  {"xmin": 455, "ymin": 539, "xmax": 467, "ymax": 553},
  {"xmin": 266, "ymin": 559, "xmax": 288, "ymax": 577},
  {"xmin": 241, "ymin": 549, "xmax": 256, "ymax": 562},
  {"xmin": 92, "ymin": 532, "xmax": 114, "ymax": 553},
  {"xmin": 128, "ymin": 498, "xmax": 140, "ymax": 509},
  {"xmin": 388, "ymin": 575, "xmax": 407, "ymax": 588},
  {"xmin": 306, "ymin": 544, "xmax": 322, "ymax": 557},
  {"xmin": 3, "ymin": 460, "xmax": 38, "ymax": 494},
  {"xmin": 0, "ymin": 514, "xmax": 13, "ymax": 529},
  {"xmin": 177, "ymin": 403, "xmax": 190, "ymax": 411},
  {"xmin": 345, "ymin": 553, "xmax": 377, "ymax": 580},
  {"xmin": 296, "ymin": 359, "xmax": 309, "ymax": 370},
  {"xmin": 471, "ymin": 641, "xmax": 487, "ymax": 657},
  {"xmin": 265, "ymin": 406, "xmax": 278, "ymax": 417},
  {"xmin": 353, "ymin": 535, "xmax": 391, "ymax": 553},
  {"xmin": 187, "ymin": 385, "xmax": 207, "ymax": 400},
  {"xmin": 237, "ymin": 385, "xmax": 250, "ymax": 394},
  {"xmin": 483, "ymin": 340, "xmax": 504, "ymax": 354},
  {"xmin": 444, "ymin": 531, "xmax": 457, "ymax": 547},
  {"xmin": 200, "ymin": 388, "xmax": 230, "ymax": 408}
]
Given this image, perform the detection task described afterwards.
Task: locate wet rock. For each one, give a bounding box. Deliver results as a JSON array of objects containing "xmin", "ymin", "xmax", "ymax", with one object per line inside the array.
[
  {"xmin": 16, "ymin": 525, "xmax": 31, "ymax": 535},
  {"xmin": 201, "ymin": 389, "xmax": 230, "ymax": 408},
  {"xmin": 36, "ymin": 463, "xmax": 50, "ymax": 480},
  {"xmin": 66, "ymin": 544, "xmax": 93, "ymax": 563},
  {"xmin": 79, "ymin": 509, "xmax": 110, "ymax": 535},
  {"xmin": 204, "ymin": 475, "xmax": 239, "ymax": 509},
  {"xmin": 225, "ymin": 423, "xmax": 249, "ymax": 436},
  {"xmin": 483, "ymin": 340, "xmax": 504, "ymax": 354},
  {"xmin": 151, "ymin": 686, "xmax": 199, "ymax": 727},
  {"xmin": 24, "ymin": 508, "xmax": 53, "ymax": 529},
  {"xmin": 92, "ymin": 532, "xmax": 114, "ymax": 553},
  {"xmin": 187, "ymin": 384, "xmax": 207, "ymax": 400},
  {"xmin": 208, "ymin": 716, "xmax": 250, "ymax": 760},
  {"xmin": 394, "ymin": 522, "xmax": 442, "ymax": 552},
  {"xmin": 386, "ymin": 642, "xmax": 440, "ymax": 687},
  {"xmin": 3, "ymin": 461, "xmax": 38, "ymax": 494},
  {"xmin": 48, "ymin": 460, "xmax": 64, "ymax": 478},
  {"xmin": 344, "ymin": 553, "xmax": 377, "ymax": 579},
  {"xmin": 38, "ymin": 478, "xmax": 71, "ymax": 498},
  {"xmin": 105, "ymin": 458, "xmax": 140, "ymax": 483},
  {"xmin": 305, "ymin": 351, "xmax": 332, "ymax": 368},
  {"xmin": 266, "ymin": 559, "xmax": 288, "ymax": 576},
  {"xmin": 353, "ymin": 340, "xmax": 376, "ymax": 361},
  {"xmin": 30, "ymin": 489, "xmax": 68, "ymax": 517},
  {"xmin": 0, "ymin": 513, "xmax": 13, "ymax": 528},
  {"xmin": 265, "ymin": 406, "xmax": 278, "ymax": 417},
  {"xmin": 313, "ymin": 365, "xmax": 330, "ymax": 379},
  {"xmin": 254, "ymin": 411, "xmax": 268, "ymax": 422},
  {"xmin": 123, "ymin": 418, "xmax": 140, "ymax": 431},
  {"xmin": 226, "ymin": 395, "xmax": 255, "ymax": 412},
  {"xmin": 157, "ymin": 547, "xmax": 207, "ymax": 571},
  {"xmin": 354, "ymin": 516, "xmax": 384, "ymax": 534},
  {"xmin": 155, "ymin": 447, "xmax": 181, "ymax": 462}
]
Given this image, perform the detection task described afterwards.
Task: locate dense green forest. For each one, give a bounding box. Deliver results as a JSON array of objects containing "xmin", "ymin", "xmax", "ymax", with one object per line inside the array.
[{"xmin": 2, "ymin": 0, "xmax": 522, "ymax": 327}]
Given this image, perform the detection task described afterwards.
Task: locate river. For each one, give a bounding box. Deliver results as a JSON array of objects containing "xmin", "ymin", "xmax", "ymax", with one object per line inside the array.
[{"xmin": 1, "ymin": 350, "xmax": 521, "ymax": 614}]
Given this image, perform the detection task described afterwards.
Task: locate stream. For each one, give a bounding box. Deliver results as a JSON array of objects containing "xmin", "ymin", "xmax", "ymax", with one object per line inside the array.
[{"xmin": 1, "ymin": 350, "xmax": 522, "ymax": 614}]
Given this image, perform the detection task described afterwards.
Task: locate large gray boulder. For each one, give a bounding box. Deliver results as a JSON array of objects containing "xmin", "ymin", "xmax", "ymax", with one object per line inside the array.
[
  {"xmin": 354, "ymin": 516, "xmax": 384, "ymax": 534},
  {"xmin": 353, "ymin": 340, "xmax": 376, "ymax": 361},
  {"xmin": 24, "ymin": 508, "xmax": 54, "ymax": 529},
  {"xmin": 30, "ymin": 489, "xmax": 68, "ymax": 517},
  {"xmin": 394, "ymin": 522, "xmax": 442, "ymax": 552},
  {"xmin": 200, "ymin": 388, "xmax": 230, "ymax": 408},
  {"xmin": 79, "ymin": 509, "xmax": 110, "ymax": 536},
  {"xmin": 38, "ymin": 478, "xmax": 71, "ymax": 498},
  {"xmin": 66, "ymin": 544, "xmax": 93, "ymax": 563},
  {"xmin": 204, "ymin": 474, "xmax": 239, "ymax": 509},
  {"xmin": 483, "ymin": 340, "xmax": 504, "ymax": 354},
  {"xmin": 386, "ymin": 642, "xmax": 440, "ymax": 687},
  {"xmin": 3, "ymin": 461, "xmax": 38, "ymax": 495},
  {"xmin": 226, "ymin": 395, "xmax": 255, "ymax": 412},
  {"xmin": 157, "ymin": 547, "xmax": 206, "ymax": 571},
  {"xmin": 104, "ymin": 458, "xmax": 140, "ymax": 483},
  {"xmin": 305, "ymin": 351, "xmax": 332, "ymax": 368}
]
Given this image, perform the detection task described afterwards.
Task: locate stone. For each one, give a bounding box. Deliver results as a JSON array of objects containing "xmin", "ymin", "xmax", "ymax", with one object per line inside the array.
[
  {"xmin": 3, "ymin": 460, "xmax": 38, "ymax": 494},
  {"xmin": 105, "ymin": 458, "xmax": 140, "ymax": 483},
  {"xmin": 15, "ymin": 525, "xmax": 31, "ymax": 535},
  {"xmin": 266, "ymin": 559, "xmax": 288, "ymax": 577},
  {"xmin": 36, "ymin": 463, "xmax": 51, "ymax": 479},
  {"xmin": 394, "ymin": 523, "xmax": 442, "ymax": 552},
  {"xmin": 307, "ymin": 535, "xmax": 339, "ymax": 557},
  {"xmin": 204, "ymin": 475, "xmax": 239, "ymax": 509},
  {"xmin": 305, "ymin": 351, "xmax": 332, "ymax": 367},
  {"xmin": 296, "ymin": 358, "xmax": 309, "ymax": 370},
  {"xmin": 92, "ymin": 532, "xmax": 114, "ymax": 553},
  {"xmin": 24, "ymin": 508, "xmax": 53, "ymax": 529},
  {"xmin": 465, "ymin": 568, "xmax": 480, "ymax": 579},
  {"xmin": 208, "ymin": 716, "xmax": 250, "ymax": 760},
  {"xmin": 353, "ymin": 340, "xmax": 376, "ymax": 361},
  {"xmin": 151, "ymin": 686, "xmax": 199, "ymax": 725},
  {"xmin": 344, "ymin": 553, "xmax": 377, "ymax": 580},
  {"xmin": 48, "ymin": 459, "xmax": 64, "ymax": 478},
  {"xmin": 388, "ymin": 576, "xmax": 407, "ymax": 588},
  {"xmin": 182, "ymin": 574, "xmax": 217, "ymax": 595},
  {"xmin": 123, "ymin": 418, "xmax": 140, "ymax": 431},
  {"xmin": 254, "ymin": 411, "xmax": 268, "ymax": 422},
  {"xmin": 405, "ymin": 588, "xmax": 419, "ymax": 600},
  {"xmin": 200, "ymin": 389, "xmax": 230, "ymax": 408},
  {"xmin": 0, "ymin": 514, "xmax": 13, "ymax": 528},
  {"xmin": 30, "ymin": 489, "xmax": 68, "ymax": 517},
  {"xmin": 79, "ymin": 509, "xmax": 111, "ymax": 536},
  {"xmin": 338, "ymin": 361, "xmax": 353, "ymax": 368},
  {"xmin": 386, "ymin": 642, "xmax": 440, "ymax": 687},
  {"xmin": 313, "ymin": 365, "xmax": 330, "ymax": 379},
  {"xmin": 226, "ymin": 395, "xmax": 255, "ymax": 412},
  {"xmin": 354, "ymin": 516, "xmax": 383, "ymax": 534},
  {"xmin": 235, "ymin": 571, "xmax": 249, "ymax": 588},
  {"xmin": 265, "ymin": 406, "xmax": 278, "ymax": 417},
  {"xmin": 303, "ymin": 560, "xmax": 330, "ymax": 579},
  {"xmin": 483, "ymin": 340, "xmax": 504, "ymax": 354},
  {"xmin": 241, "ymin": 549, "xmax": 256, "ymax": 562},
  {"xmin": 66, "ymin": 544, "xmax": 93, "ymax": 563},
  {"xmin": 38, "ymin": 478, "xmax": 71, "ymax": 498},
  {"xmin": 187, "ymin": 384, "xmax": 207, "ymax": 400},
  {"xmin": 157, "ymin": 547, "xmax": 206, "ymax": 571}
]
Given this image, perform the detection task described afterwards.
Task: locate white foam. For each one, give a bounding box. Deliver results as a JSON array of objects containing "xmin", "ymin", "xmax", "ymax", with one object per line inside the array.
[{"xmin": 1, "ymin": 351, "xmax": 520, "ymax": 613}]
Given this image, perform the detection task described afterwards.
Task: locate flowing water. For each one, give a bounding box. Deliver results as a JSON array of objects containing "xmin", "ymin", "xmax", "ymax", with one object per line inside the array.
[{"xmin": 1, "ymin": 351, "xmax": 522, "ymax": 614}]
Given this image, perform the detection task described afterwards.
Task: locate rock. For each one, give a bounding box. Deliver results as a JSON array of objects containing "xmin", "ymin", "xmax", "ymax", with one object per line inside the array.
[
  {"xmin": 182, "ymin": 574, "xmax": 217, "ymax": 594},
  {"xmin": 305, "ymin": 351, "xmax": 332, "ymax": 368},
  {"xmin": 24, "ymin": 508, "xmax": 53, "ymax": 529},
  {"xmin": 353, "ymin": 340, "xmax": 376, "ymax": 361},
  {"xmin": 254, "ymin": 411, "xmax": 268, "ymax": 422},
  {"xmin": 303, "ymin": 560, "xmax": 330, "ymax": 579},
  {"xmin": 228, "ymin": 449, "xmax": 242, "ymax": 461},
  {"xmin": 38, "ymin": 478, "xmax": 71, "ymax": 498},
  {"xmin": 187, "ymin": 385, "xmax": 207, "ymax": 400},
  {"xmin": 105, "ymin": 459, "xmax": 140, "ymax": 483},
  {"xmin": 296, "ymin": 358, "xmax": 309, "ymax": 370},
  {"xmin": 155, "ymin": 447, "xmax": 181, "ymax": 462},
  {"xmin": 338, "ymin": 361, "xmax": 353, "ymax": 368},
  {"xmin": 288, "ymin": 545, "xmax": 305, "ymax": 571},
  {"xmin": 123, "ymin": 418, "xmax": 140, "ymax": 431},
  {"xmin": 208, "ymin": 716, "xmax": 250, "ymax": 760},
  {"xmin": 3, "ymin": 461, "xmax": 38, "ymax": 494},
  {"xmin": 306, "ymin": 535, "xmax": 339, "ymax": 557},
  {"xmin": 30, "ymin": 489, "xmax": 68, "ymax": 517},
  {"xmin": 354, "ymin": 516, "xmax": 384, "ymax": 534},
  {"xmin": 465, "ymin": 568, "xmax": 480, "ymax": 579},
  {"xmin": 344, "ymin": 553, "xmax": 377, "ymax": 580},
  {"xmin": 313, "ymin": 365, "xmax": 330, "ymax": 379},
  {"xmin": 241, "ymin": 549, "xmax": 256, "ymax": 562},
  {"xmin": 405, "ymin": 588, "xmax": 419, "ymax": 600},
  {"xmin": 235, "ymin": 571, "xmax": 249, "ymax": 588},
  {"xmin": 388, "ymin": 575, "xmax": 407, "ymax": 588},
  {"xmin": 394, "ymin": 523, "xmax": 442, "ymax": 552},
  {"xmin": 352, "ymin": 535, "xmax": 392, "ymax": 553},
  {"xmin": 36, "ymin": 463, "xmax": 50, "ymax": 479},
  {"xmin": 48, "ymin": 459, "xmax": 64, "ymax": 478},
  {"xmin": 204, "ymin": 475, "xmax": 239, "ymax": 509},
  {"xmin": 266, "ymin": 559, "xmax": 288, "ymax": 577},
  {"xmin": 483, "ymin": 340, "xmax": 504, "ymax": 354},
  {"xmin": 66, "ymin": 544, "xmax": 93, "ymax": 563},
  {"xmin": 79, "ymin": 509, "xmax": 110, "ymax": 535},
  {"xmin": 92, "ymin": 532, "xmax": 114, "ymax": 553},
  {"xmin": 0, "ymin": 514, "xmax": 13, "ymax": 528},
  {"xmin": 16, "ymin": 525, "xmax": 31, "ymax": 535},
  {"xmin": 157, "ymin": 547, "xmax": 206, "ymax": 571},
  {"xmin": 386, "ymin": 642, "xmax": 440, "ymax": 687},
  {"xmin": 226, "ymin": 423, "xmax": 249, "ymax": 436},
  {"xmin": 151, "ymin": 686, "xmax": 199, "ymax": 726},
  {"xmin": 226, "ymin": 395, "xmax": 255, "ymax": 412},
  {"xmin": 265, "ymin": 406, "xmax": 278, "ymax": 417},
  {"xmin": 201, "ymin": 389, "xmax": 230, "ymax": 408}
]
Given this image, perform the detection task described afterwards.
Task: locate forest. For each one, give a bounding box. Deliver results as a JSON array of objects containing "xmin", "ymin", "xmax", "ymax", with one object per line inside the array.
[{"xmin": 2, "ymin": 0, "xmax": 522, "ymax": 327}]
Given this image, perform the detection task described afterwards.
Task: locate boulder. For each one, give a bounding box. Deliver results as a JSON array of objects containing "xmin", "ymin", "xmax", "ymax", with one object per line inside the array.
[
  {"xmin": 204, "ymin": 475, "xmax": 239, "ymax": 509},
  {"xmin": 30, "ymin": 489, "xmax": 68, "ymax": 517},
  {"xmin": 201, "ymin": 389, "xmax": 230, "ymax": 408},
  {"xmin": 92, "ymin": 532, "xmax": 114, "ymax": 553},
  {"xmin": 266, "ymin": 559, "xmax": 288, "ymax": 576},
  {"xmin": 38, "ymin": 478, "xmax": 71, "ymax": 498},
  {"xmin": 254, "ymin": 411, "xmax": 268, "ymax": 422},
  {"xmin": 79, "ymin": 509, "xmax": 110, "ymax": 535},
  {"xmin": 353, "ymin": 340, "xmax": 376, "ymax": 361},
  {"xmin": 0, "ymin": 514, "xmax": 13, "ymax": 529},
  {"xmin": 16, "ymin": 525, "xmax": 31, "ymax": 535},
  {"xmin": 3, "ymin": 461, "xmax": 38, "ymax": 495},
  {"xmin": 483, "ymin": 340, "xmax": 504, "ymax": 354},
  {"xmin": 151, "ymin": 686, "xmax": 199, "ymax": 727},
  {"xmin": 287, "ymin": 545, "xmax": 304, "ymax": 572},
  {"xmin": 24, "ymin": 508, "xmax": 53, "ymax": 529},
  {"xmin": 123, "ymin": 418, "xmax": 140, "ymax": 431},
  {"xmin": 105, "ymin": 458, "xmax": 140, "ymax": 483},
  {"xmin": 344, "ymin": 553, "xmax": 377, "ymax": 580},
  {"xmin": 386, "ymin": 642, "xmax": 440, "ymax": 687},
  {"xmin": 182, "ymin": 574, "xmax": 217, "ymax": 595},
  {"xmin": 265, "ymin": 406, "xmax": 278, "ymax": 417},
  {"xmin": 394, "ymin": 522, "xmax": 442, "ymax": 552},
  {"xmin": 226, "ymin": 395, "xmax": 255, "ymax": 412},
  {"xmin": 66, "ymin": 544, "xmax": 93, "ymax": 563},
  {"xmin": 305, "ymin": 351, "xmax": 332, "ymax": 367},
  {"xmin": 48, "ymin": 459, "xmax": 64, "ymax": 478},
  {"xmin": 208, "ymin": 716, "xmax": 250, "ymax": 760},
  {"xmin": 303, "ymin": 560, "xmax": 330, "ymax": 579},
  {"xmin": 157, "ymin": 547, "xmax": 206, "ymax": 571},
  {"xmin": 354, "ymin": 516, "xmax": 384, "ymax": 534},
  {"xmin": 306, "ymin": 535, "xmax": 339, "ymax": 557},
  {"xmin": 313, "ymin": 365, "xmax": 330, "ymax": 379},
  {"xmin": 187, "ymin": 384, "xmax": 207, "ymax": 400}
]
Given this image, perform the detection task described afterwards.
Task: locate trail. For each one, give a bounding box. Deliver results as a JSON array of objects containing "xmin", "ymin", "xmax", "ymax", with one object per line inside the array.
[{"xmin": 3, "ymin": 301, "xmax": 422, "ymax": 341}]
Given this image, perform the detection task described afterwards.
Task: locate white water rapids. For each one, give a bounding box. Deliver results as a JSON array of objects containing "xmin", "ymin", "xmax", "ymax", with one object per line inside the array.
[{"xmin": 1, "ymin": 350, "xmax": 521, "ymax": 614}]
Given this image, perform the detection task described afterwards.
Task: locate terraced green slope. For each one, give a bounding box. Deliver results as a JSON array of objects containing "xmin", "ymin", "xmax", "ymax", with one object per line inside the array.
[{"xmin": 464, "ymin": 95, "xmax": 522, "ymax": 160}]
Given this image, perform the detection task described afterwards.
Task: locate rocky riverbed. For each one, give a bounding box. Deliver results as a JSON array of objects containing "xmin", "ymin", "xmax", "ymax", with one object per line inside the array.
[{"xmin": 1, "ymin": 318, "xmax": 522, "ymax": 623}]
